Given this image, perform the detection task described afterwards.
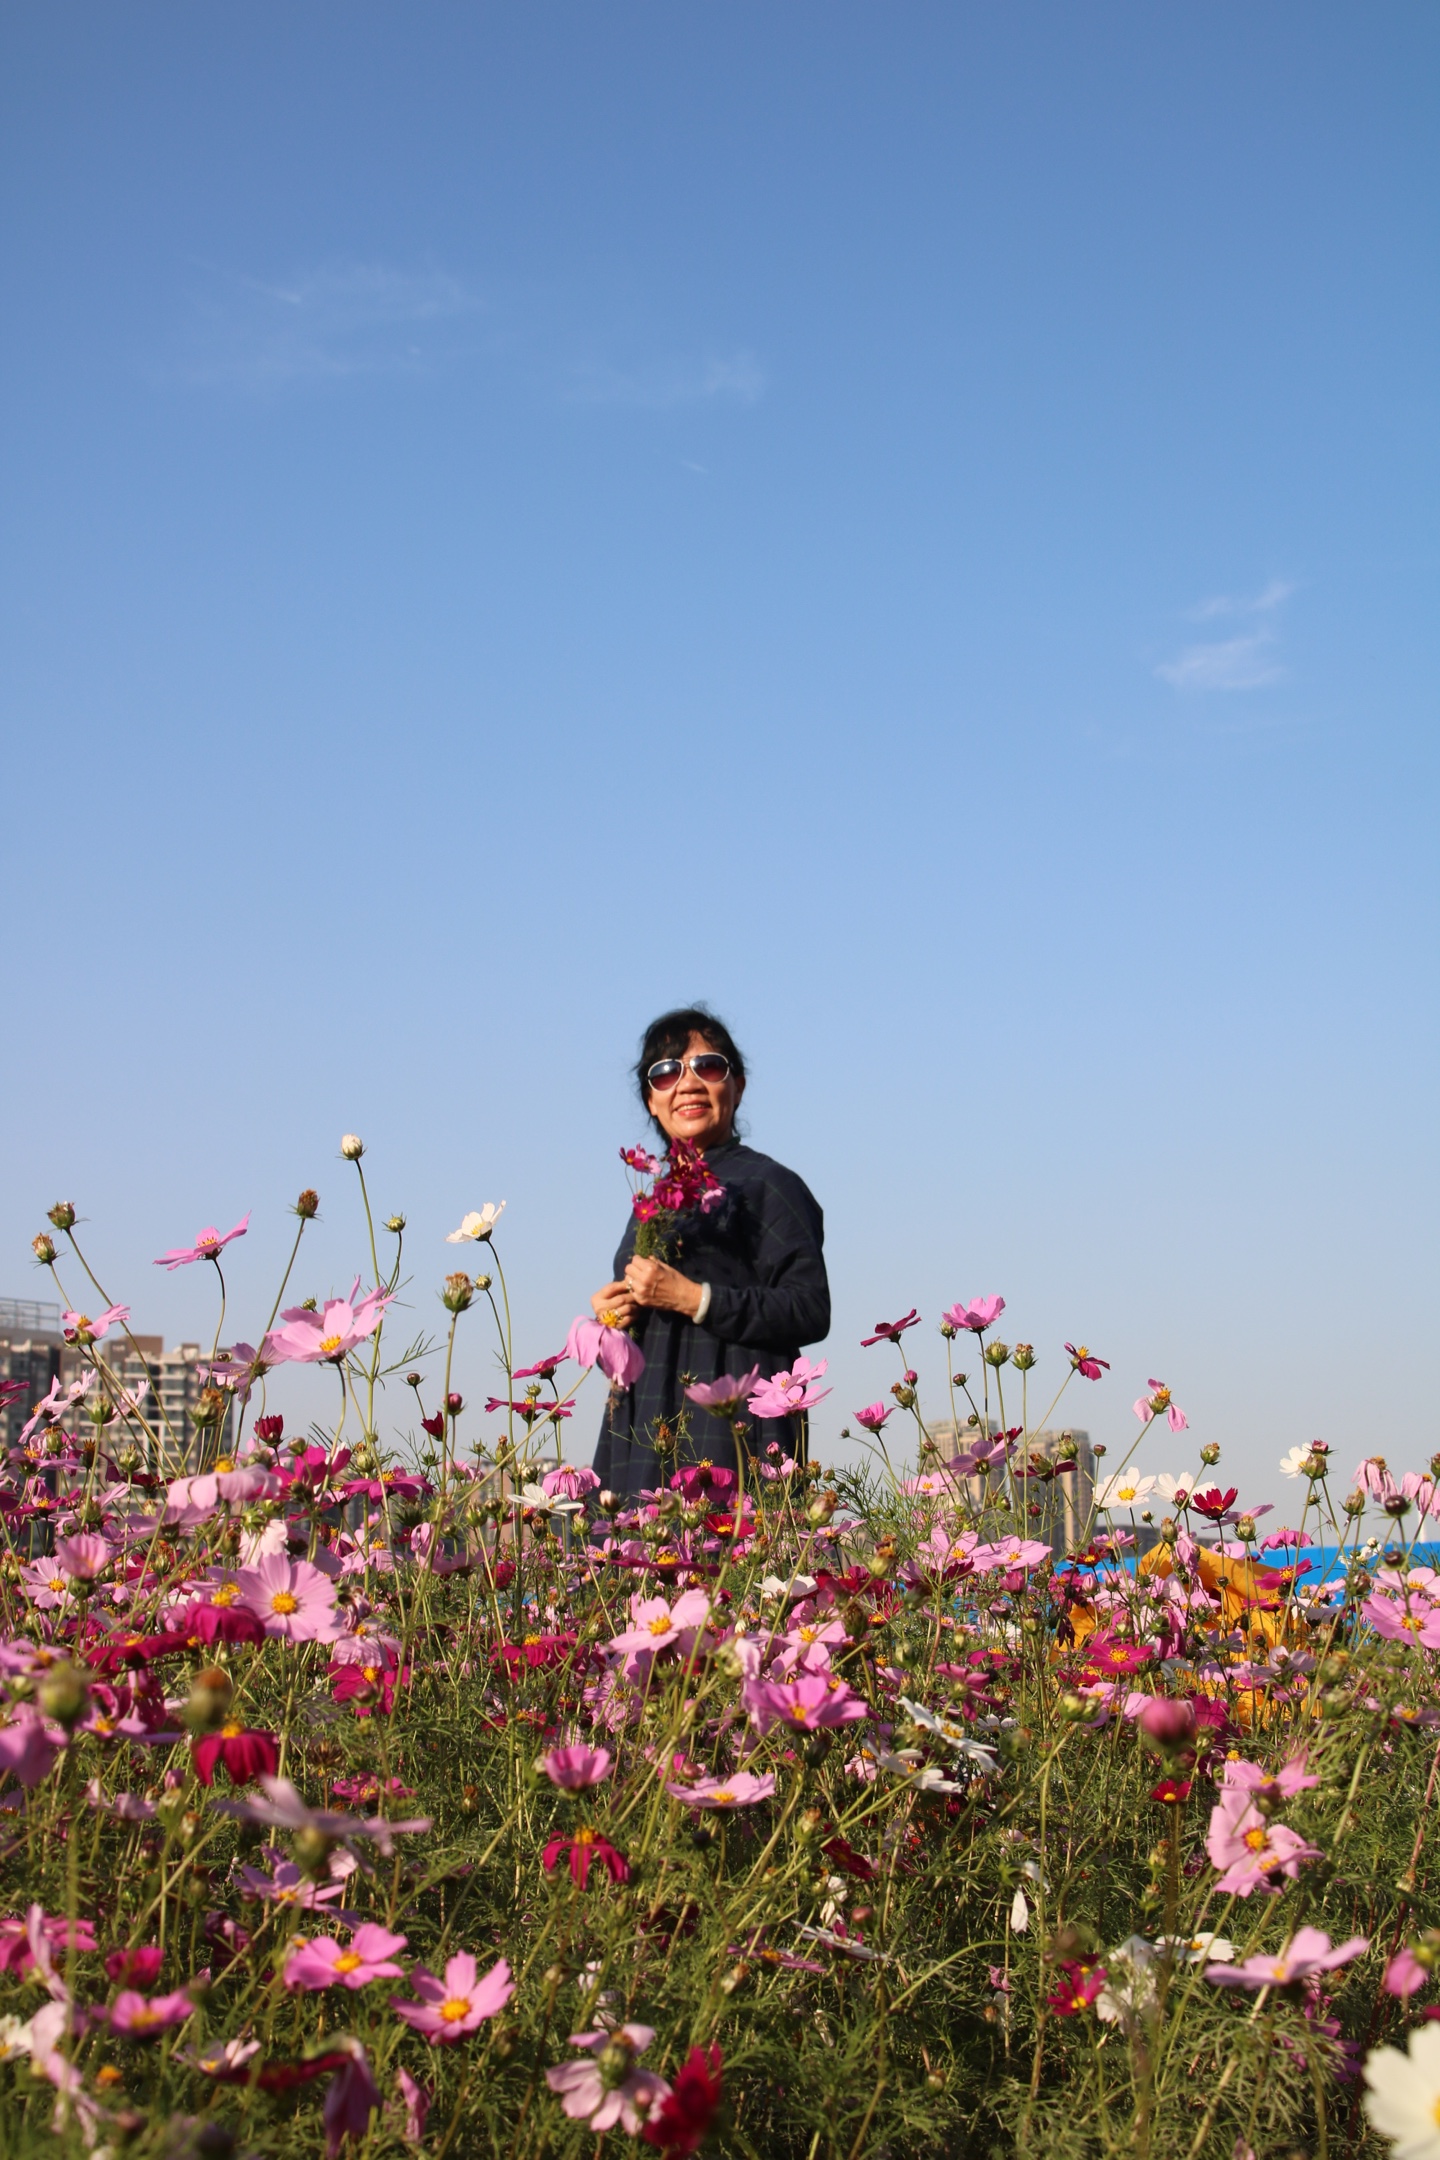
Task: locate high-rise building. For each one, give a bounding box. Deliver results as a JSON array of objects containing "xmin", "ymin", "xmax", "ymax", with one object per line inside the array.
[
  {"xmin": 0, "ymin": 1300, "xmax": 225, "ymax": 1472},
  {"xmin": 926, "ymin": 1418, "xmax": 1097, "ymax": 1557},
  {"xmin": 0, "ymin": 1299, "xmax": 63, "ymax": 1452}
]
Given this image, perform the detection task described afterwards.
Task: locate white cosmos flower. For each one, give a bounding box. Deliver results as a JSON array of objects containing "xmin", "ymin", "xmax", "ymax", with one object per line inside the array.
[
  {"xmin": 1278, "ymin": 1446, "xmax": 1315, "ymax": 1479},
  {"xmin": 1096, "ymin": 1473, "xmax": 1157, "ymax": 1509},
  {"xmin": 1153, "ymin": 1474, "xmax": 1191, "ymax": 1503},
  {"xmin": 1010, "ymin": 1886, "xmax": 1030, "ymax": 1933},
  {"xmin": 447, "ymin": 1203, "xmax": 506, "ymax": 1243},
  {"xmin": 1364, "ymin": 2021, "xmax": 1440, "ymax": 2159},
  {"xmin": 0, "ymin": 2015, "xmax": 34, "ymax": 2061},
  {"xmin": 897, "ymin": 1697, "xmax": 998, "ymax": 1768}
]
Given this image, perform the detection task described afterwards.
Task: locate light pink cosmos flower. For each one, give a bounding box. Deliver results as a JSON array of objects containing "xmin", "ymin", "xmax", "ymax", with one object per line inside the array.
[
  {"xmin": 1205, "ymin": 1788, "xmax": 1321, "ymax": 1896},
  {"xmin": 542, "ymin": 1464, "xmax": 601, "ymax": 1504},
  {"xmin": 391, "ymin": 1952, "xmax": 513, "ymax": 2044},
  {"xmin": 748, "ymin": 1358, "xmax": 831, "ymax": 1420},
  {"xmin": 153, "ymin": 1214, "xmax": 250, "ymax": 1270},
  {"xmin": 60, "ymin": 1304, "xmax": 129, "ymax": 1347},
  {"xmin": 0, "ymin": 1707, "xmax": 63, "ymax": 1787},
  {"xmin": 1132, "ymin": 1380, "xmax": 1188, "ymax": 1432},
  {"xmin": 562, "ymin": 1315, "xmax": 646, "ymax": 1387},
  {"xmin": 853, "ymin": 1403, "xmax": 892, "ymax": 1433},
  {"xmin": 944, "ymin": 1296, "xmax": 1005, "ymax": 1333},
  {"xmin": 264, "ymin": 1281, "xmax": 392, "ymax": 1366},
  {"xmin": 215, "ymin": 1776, "xmax": 431, "ymax": 1858},
  {"xmin": 285, "ymin": 1924, "xmax": 408, "ymax": 1991},
  {"xmin": 1385, "ymin": 1945, "xmax": 1431, "ymax": 1998},
  {"xmin": 607, "ymin": 1590, "xmax": 711, "ymax": 1677},
  {"xmin": 233, "ymin": 1850, "xmax": 356, "ymax": 1910},
  {"xmin": 666, "ymin": 1770, "xmax": 776, "ymax": 1809},
  {"xmin": 685, "ymin": 1368, "xmax": 762, "ymax": 1413},
  {"xmin": 107, "ymin": 1987, "xmax": 196, "ymax": 2036},
  {"xmin": 775, "ymin": 1615, "xmax": 848, "ymax": 1676},
  {"xmin": 741, "ymin": 1672, "xmax": 869, "ymax": 1737},
  {"xmin": 234, "ymin": 1554, "xmax": 342, "ymax": 1643},
  {"xmin": 394, "ymin": 2065, "xmax": 431, "ymax": 2144},
  {"xmin": 51, "ymin": 1533, "xmax": 112, "ymax": 1582},
  {"xmin": 164, "ymin": 1465, "xmax": 280, "ymax": 1524},
  {"xmin": 1363, "ymin": 1594, "xmax": 1440, "ymax": 1649},
  {"xmin": 1206, "ymin": 1927, "xmax": 1368, "ymax": 1991},
  {"xmin": 1221, "ymin": 1753, "xmax": 1319, "ymax": 1804},
  {"xmin": 538, "ymin": 1745, "xmax": 613, "ymax": 1791},
  {"xmin": 545, "ymin": 2023, "xmax": 670, "ymax": 2133},
  {"xmin": 1353, "ymin": 1456, "xmax": 1393, "ymax": 1497}
]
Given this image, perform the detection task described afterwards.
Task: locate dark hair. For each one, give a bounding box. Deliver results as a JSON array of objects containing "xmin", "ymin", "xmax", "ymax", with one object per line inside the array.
[{"xmin": 635, "ymin": 1006, "xmax": 748, "ymax": 1132}]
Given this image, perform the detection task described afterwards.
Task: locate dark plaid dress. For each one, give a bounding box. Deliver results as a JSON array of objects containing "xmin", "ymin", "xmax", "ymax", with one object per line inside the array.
[{"xmin": 590, "ymin": 1138, "xmax": 831, "ymax": 1500}]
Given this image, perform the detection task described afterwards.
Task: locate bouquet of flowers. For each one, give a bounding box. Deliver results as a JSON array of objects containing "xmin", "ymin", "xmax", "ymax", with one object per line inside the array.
[{"xmin": 620, "ymin": 1139, "xmax": 725, "ymax": 1261}]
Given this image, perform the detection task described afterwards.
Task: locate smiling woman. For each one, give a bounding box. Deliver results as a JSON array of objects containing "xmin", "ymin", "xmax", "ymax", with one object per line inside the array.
[{"xmin": 590, "ymin": 1007, "xmax": 831, "ymax": 1500}]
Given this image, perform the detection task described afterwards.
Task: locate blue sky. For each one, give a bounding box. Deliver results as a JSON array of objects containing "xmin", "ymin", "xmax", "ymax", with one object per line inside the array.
[{"xmin": 1, "ymin": 5, "xmax": 1436, "ymax": 1514}]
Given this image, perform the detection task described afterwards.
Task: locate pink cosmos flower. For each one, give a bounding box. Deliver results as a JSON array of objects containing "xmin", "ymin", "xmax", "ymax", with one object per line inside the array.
[
  {"xmin": 539, "ymin": 1745, "xmax": 613, "ymax": 1791},
  {"xmin": 234, "ymin": 1554, "xmax": 342, "ymax": 1643},
  {"xmin": 748, "ymin": 1358, "xmax": 831, "ymax": 1420},
  {"xmin": 1063, "ymin": 1342, "xmax": 1110, "ymax": 1379},
  {"xmin": 153, "ymin": 1214, "xmax": 250, "ymax": 1270},
  {"xmin": 1206, "ymin": 1927, "xmax": 1368, "ymax": 1991},
  {"xmin": 263, "ymin": 1281, "xmax": 392, "ymax": 1366},
  {"xmin": 233, "ymin": 1852, "xmax": 355, "ymax": 1911},
  {"xmin": 286, "ymin": 1924, "xmax": 408, "ymax": 1991},
  {"xmin": 1221, "ymin": 1753, "xmax": 1319, "ymax": 1804},
  {"xmin": 0, "ymin": 1705, "xmax": 63, "ymax": 1787},
  {"xmin": 165, "ymin": 1465, "xmax": 279, "ymax": 1522},
  {"xmin": 108, "ymin": 1987, "xmax": 196, "ymax": 2036},
  {"xmin": 666, "ymin": 1771, "xmax": 776, "ymax": 1809},
  {"xmin": 1133, "ymin": 1380, "xmax": 1188, "ymax": 1432},
  {"xmin": 395, "ymin": 2065, "xmax": 431, "ymax": 2144},
  {"xmin": 1364, "ymin": 1595, "xmax": 1440, "ymax": 1649},
  {"xmin": 685, "ymin": 1368, "xmax": 762, "ymax": 1413},
  {"xmin": 1354, "ymin": 1456, "xmax": 1393, "ymax": 1497},
  {"xmin": 563, "ymin": 1314, "xmax": 647, "ymax": 1387},
  {"xmin": 390, "ymin": 1953, "xmax": 513, "ymax": 2044},
  {"xmin": 546, "ymin": 2024, "xmax": 670, "ymax": 2134},
  {"xmin": 215, "ymin": 1775, "xmax": 431, "ymax": 1857},
  {"xmin": 853, "ymin": 1403, "xmax": 892, "ymax": 1433},
  {"xmin": 776, "ymin": 1616, "xmax": 848, "ymax": 1675},
  {"xmin": 1205, "ymin": 1788, "xmax": 1320, "ymax": 1896},
  {"xmin": 60, "ymin": 1304, "xmax": 129, "ymax": 1347},
  {"xmin": 741, "ymin": 1672, "xmax": 869, "ymax": 1736},
  {"xmin": 607, "ymin": 1590, "xmax": 711, "ymax": 1674},
  {"xmin": 944, "ymin": 1296, "xmax": 1005, "ymax": 1333},
  {"xmin": 1385, "ymin": 1946, "xmax": 1432, "ymax": 1998},
  {"xmin": 542, "ymin": 1463, "xmax": 601, "ymax": 1504},
  {"xmin": 51, "ymin": 1532, "xmax": 112, "ymax": 1582},
  {"xmin": 320, "ymin": 2037, "xmax": 382, "ymax": 2159},
  {"xmin": 861, "ymin": 1311, "xmax": 920, "ymax": 1348}
]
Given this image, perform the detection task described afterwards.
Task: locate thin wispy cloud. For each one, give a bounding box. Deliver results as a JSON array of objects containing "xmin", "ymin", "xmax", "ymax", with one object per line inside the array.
[
  {"xmin": 175, "ymin": 261, "xmax": 484, "ymax": 387},
  {"xmin": 1156, "ymin": 578, "xmax": 1297, "ymax": 692},
  {"xmin": 566, "ymin": 349, "xmax": 765, "ymax": 410}
]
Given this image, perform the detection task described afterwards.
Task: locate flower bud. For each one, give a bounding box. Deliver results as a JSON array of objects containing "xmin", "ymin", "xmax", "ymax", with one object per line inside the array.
[
  {"xmin": 1058, "ymin": 1692, "xmax": 1091, "ymax": 1722},
  {"xmin": 597, "ymin": 2037, "xmax": 635, "ymax": 2088},
  {"xmin": 1136, "ymin": 1696, "xmax": 1196, "ymax": 1749},
  {"xmin": 1384, "ymin": 1492, "xmax": 1412, "ymax": 1518},
  {"xmin": 473, "ymin": 1273, "xmax": 493, "ymax": 1292},
  {"xmin": 294, "ymin": 1189, "xmax": 320, "ymax": 1220},
  {"xmin": 31, "ymin": 1233, "xmax": 56, "ymax": 1265},
  {"xmin": 442, "ymin": 1273, "xmax": 474, "ymax": 1314},
  {"xmin": 190, "ymin": 1386, "xmax": 229, "ymax": 1430},
  {"xmin": 291, "ymin": 1827, "xmax": 334, "ymax": 1876},
  {"xmin": 405, "ymin": 1371, "xmax": 424, "ymax": 1390},
  {"xmin": 186, "ymin": 1665, "xmax": 234, "ymax": 1732},
  {"xmin": 889, "ymin": 1384, "xmax": 916, "ymax": 1409},
  {"xmin": 1012, "ymin": 1343, "xmax": 1036, "ymax": 1371},
  {"xmin": 939, "ymin": 1321, "xmax": 957, "ymax": 1340},
  {"xmin": 1198, "ymin": 1443, "xmax": 1220, "ymax": 1466},
  {"xmin": 807, "ymin": 1490, "xmax": 838, "ymax": 1526},
  {"xmin": 339, "ymin": 1134, "xmax": 365, "ymax": 1161},
  {"xmin": 1235, "ymin": 1514, "xmax": 1257, "ymax": 1543},
  {"xmin": 385, "ymin": 1214, "xmax": 406, "ymax": 1234},
  {"xmin": 1343, "ymin": 1488, "xmax": 1366, "ymax": 1516},
  {"xmin": 598, "ymin": 1488, "xmax": 620, "ymax": 1516},
  {"xmin": 37, "ymin": 1660, "xmax": 90, "ymax": 1727},
  {"xmin": 984, "ymin": 1342, "xmax": 1010, "ymax": 1368},
  {"xmin": 47, "ymin": 1202, "xmax": 76, "ymax": 1231}
]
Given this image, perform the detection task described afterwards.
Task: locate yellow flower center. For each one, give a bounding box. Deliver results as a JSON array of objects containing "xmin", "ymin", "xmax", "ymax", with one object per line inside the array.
[
  {"xmin": 1243, "ymin": 1827, "xmax": 1269, "ymax": 1852},
  {"xmin": 128, "ymin": 2005, "xmax": 161, "ymax": 2029},
  {"xmin": 1404, "ymin": 1616, "xmax": 1425, "ymax": 1633},
  {"xmin": 211, "ymin": 1583, "xmax": 241, "ymax": 1607},
  {"xmin": 270, "ymin": 1591, "xmax": 299, "ymax": 1615},
  {"xmin": 799, "ymin": 1626, "xmax": 818, "ymax": 1642},
  {"xmin": 220, "ymin": 1719, "xmax": 244, "ymax": 1738},
  {"xmin": 333, "ymin": 1951, "xmax": 363, "ymax": 1974},
  {"xmin": 214, "ymin": 1456, "xmax": 234, "ymax": 1473},
  {"xmin": 708, "ymin": 1790, "xmax": 736, "ymax": 1807},
  {"xmin": 439, "ymin": 1998, "xmax": 470, "ymax": 2022},
  {"xmin": 1116, "ymin": 1485, "xmax": 1139, "ymax": 1501},
  {"xmin": 318, "ymin": 1334, "xmax": 345, "ymax": 1357},
  {"xmin": 647, "ymin": 1615, "xmax": 674, "ymax": 1636},
  {"xmin": 599, "ymin": 1309, "xmax": 620, "ymax": 1328},
  {"xmin": 47, "ymin": 1577, "xmax": 66, "ymax": 1594},
  {"xmin": 573, "ymin": 1827, "xmax": 597, "ymax": 1845},
  {"xmin": 362, "ymin": 1666, "xmax": 380, "ymax": 1684}
]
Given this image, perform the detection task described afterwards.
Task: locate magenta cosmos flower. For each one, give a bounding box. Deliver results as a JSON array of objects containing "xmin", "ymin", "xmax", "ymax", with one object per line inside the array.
[
  {"xmin": 1206, "ymin": 1927, "xmax": 1368, "ymax": 1992},
  {"xmin": 562, "ymin": 1314, "xmax": 646, "ymax": 1387},
  {"xmin": 60, "ymin": 1303, "xmax": 129, "ymax": 1347},
  {"xmin": 234, "ymin": 1554, "xmax": 342, "ymax": 1643},
  {"xmin": 741, "ymin": 1673, "xmax": 868, "ymax": 1737},
  {"xmin": 286, "ymin": 1924, "xmax": 408, "ymax": 1991},
  {"xmin": 748, "ymin": 1358, "xmax": 831, "ymax": 1419},
  {"xmin": 1064, "ymin": 1342, "xmax": 1110, "ymax": 1380},
  {"xmin": 538, "ymin": 1744, "xmax": 613, "ymax": 1791},
  {"xmin": 543, "ymin": 1826, "xmax": 631, "ymax": 1887},
  {"xmin": 944, "ymin": 1296, "xmax": 1005, "ymax": 1333},
  {"xmin": 546, "ymin": 2024, "xmax": 670, "ymax": 2134},
  {"xmin": 853, "ymin": 1403, "xmax": 892, "ymax": 1433},
  {"xmin": 264, "ymin": 1281, "xmax": 392, "ymax": 1366},
  {"xmin": 107, "ymin": 1987, "xmax": 196, "ymax": 2037},
  {"xmin": 153, "ymin": 1214, "xmax": 250, "ymax": 1270},
  {"xmin": 391, "ymin": 1953, "xmax": 513, "ymax": 2043},
  {"xmin": 860, "ymin": 1310, "xmax": 920, "ymax": 1348},
  {"xmin": 542, "ymin": 1463, "xmax": 601, "ymax": 1504},
  {"xmin": 666, "ymin": 1771, "xmax": 776, "ymax": 1809},
  {"xmin": 1133, "ymin": 1379, "xmax": 1188, "ymax": 1432}
]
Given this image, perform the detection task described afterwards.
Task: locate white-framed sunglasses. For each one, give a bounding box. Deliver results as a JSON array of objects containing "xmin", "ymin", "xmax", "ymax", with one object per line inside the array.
[{"xmin": 646, "ymin": 1053, "xmax": 732, "ymax": 1092}]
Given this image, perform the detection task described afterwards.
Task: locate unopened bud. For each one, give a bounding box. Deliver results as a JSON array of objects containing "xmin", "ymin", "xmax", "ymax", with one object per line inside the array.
[
  {"xmin": 405, "ymin": 1371, "xmax": 424, "ymax": 1389},
  {"xmin": 1384, "ymin": 1493, "xmax": 1412, "ymax": 1518},
  {"xmin": 31, "ymin": 1233, "xmax": 56, "ymax": 1265},
  {"xmin": 294, "ymin": 1189, "xmax": 320, "ymax": 1220},
  {"xmin": 983, "ymin": 1342, "xmax": 1010, "ymax": 1368},
  {"xmin": 939, "ymin": 1321, "xmax": 957, "ymax": 1340},
  {"xmin": 339, "ymin": 1134, "xmax": 365, "ymax": 1161},
  {"xmin": 1012, "ymin": 1343, "xmax": 1036, "ymax": 1371},
  {"xmin": 1198, "ymin": 1443, "xmax": 1221, "ymax": 1466},
  {"xmin": 385, "ymin": 1214, "xmax": 406, "ymax": 1234},
  {"xmin": 186, "ymin": 1666, "xmax": 234, "ymax": 1732},
  {"xmin": 1343, "ymin": 1488, "xmax": 1366, "ymax": 1517},
  {"xmin": 598, "ymin": 1489, "xmax": 620, "ymax": 1516},
  {"xmin": 807, "ymin": 1490, "xmax": 838, "ymax": 1526},
  {"xmin": 442, "ymin": 1273, "xmax": 474, "ymax": 1314},
  {"xmin": 1235, "ymin": 1514, "xmax": 1257, "ymax": 1543},
  {"xmin": 37, "ymin": 1660, "xmax": 90, "ymax": 1727},
  {"xmin": 190, "ymin": 1386, "xmax": 229, "ymax": 1430},
  {"xmin": 291, "ymin": 1827, "xmax": 334, "ymax": 1875},
  {"xmin": 47, "ymin": 1202, "xmax": 76, "ymax": 1231}
]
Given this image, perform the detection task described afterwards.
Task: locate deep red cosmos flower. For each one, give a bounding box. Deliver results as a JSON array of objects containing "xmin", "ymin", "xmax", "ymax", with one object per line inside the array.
[
  {"xmin": 642, "ymin": 2044, "xmax": 723, "ymax": 2156},
  {"xmin": 1046, "ymin": 1960, "xmax": 1107, "ymax": 2016},
  {"xmin": 192, "ymin": 1723, "xmax": 279, "ymax": 1788},
  {"xmin": 860, "ymin": 1311, "xmax": 920, "ymax": 1348},
  {"xmin": 329, "ymin": 1657, "xmax": 405, "ymax": 1717},
  {"xmin": 541, "ymin": 1827, "xmax": 630, "ymax": 1888},
  {"xmin": 171, "ymin": 1598, "xmax": 268, "ymax": 1649},
  {"xmin": 492, "ymin": 1632, "xmax": 579, "ymax": 1674},
  {"xmin": 1190, "ymin": 1487, "xmax": 1239, "ymax": 1523}
]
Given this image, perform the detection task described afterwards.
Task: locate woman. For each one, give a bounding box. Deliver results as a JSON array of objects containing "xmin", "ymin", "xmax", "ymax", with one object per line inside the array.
[{"xmin": 589, "ymin": 1007, "xmax": 830, "ymax": 1501}]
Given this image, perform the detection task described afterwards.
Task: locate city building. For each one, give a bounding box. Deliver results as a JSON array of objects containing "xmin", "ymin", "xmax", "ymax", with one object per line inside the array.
[
  {"xmin": 0, "ymin": 1299, "xmax": 63, "ymax": 1452},
  {"xmin": 926, "ymin": 1418, "xmax": 1098, "ymax": 1557},
  {"xmin": 0, "ymin": 1298, "xmax": 227, "ymax": 1472}
]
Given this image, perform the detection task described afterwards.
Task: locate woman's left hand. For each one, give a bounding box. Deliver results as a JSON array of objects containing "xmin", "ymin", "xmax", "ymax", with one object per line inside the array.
[{"xmin": 624, "ymin": 1256, "xmax": 705, "ymax": 1319}]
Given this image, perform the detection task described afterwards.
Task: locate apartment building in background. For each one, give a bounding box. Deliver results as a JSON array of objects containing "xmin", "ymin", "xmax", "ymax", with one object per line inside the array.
[
  {"xmin": 926, "ymin": 1418, "xmax": 1098, "ymax": 1557},
  {"xmin": 0, "ymin": 1297, "xmax": 224, "ymax": 1471}
]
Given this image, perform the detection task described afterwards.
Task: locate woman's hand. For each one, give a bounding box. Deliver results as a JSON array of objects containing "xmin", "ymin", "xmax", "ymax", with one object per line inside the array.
[
  {"xmin": 624, "ymin": 1256, "xmax": 705, "ymax": 1320},
  {"xmin": 591, "ymin": 1280, "xmax": 637, "ymax": 1328}
]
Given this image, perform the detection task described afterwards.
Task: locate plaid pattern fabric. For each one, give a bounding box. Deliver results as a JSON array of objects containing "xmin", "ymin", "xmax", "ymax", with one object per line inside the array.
[{"xmin": 591, "ymin": 1139, "xmax": 830, "ymax": 1499}]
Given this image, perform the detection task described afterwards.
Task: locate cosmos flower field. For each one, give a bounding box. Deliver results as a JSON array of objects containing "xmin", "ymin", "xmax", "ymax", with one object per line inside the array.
[{"xmin": 3, "ymin": 1143, "xmax": 1440, "ymax": 2159}]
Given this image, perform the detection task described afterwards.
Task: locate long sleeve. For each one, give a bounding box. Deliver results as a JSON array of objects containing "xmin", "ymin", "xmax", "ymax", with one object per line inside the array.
[{"xmin": 702, "ymin": 1161, "xmax": 829, "ymax": 1352}]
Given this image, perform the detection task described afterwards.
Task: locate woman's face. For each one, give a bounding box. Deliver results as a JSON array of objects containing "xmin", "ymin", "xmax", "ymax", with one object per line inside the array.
[{"xmin": 647, "ymin": 1031, "xmax": 744, "ymax": 1152}]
